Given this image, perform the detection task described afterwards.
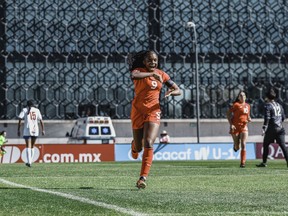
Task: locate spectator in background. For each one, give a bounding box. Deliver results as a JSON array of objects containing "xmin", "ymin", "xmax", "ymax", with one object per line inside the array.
[
  {"xmin": 18, "ymin": 100, "xmax": 45, "ymax": 168},
  {"xmin": 0, "ymin": 130, "xmax": 7, "ymax": 156},
  {"xmin": 227, "ymin": 90, "xmax": 251, "ymax": 168},
  {"xmin": 128, "ymin": 50, "xmax": 181, "ymax": 189},
  {"xmin": 256, "ymin": 88, "xmax": 288, "ymax": 168},
  {"xmin": 159, "ymin": 130, "xmax": 170, "ymax": 144}
]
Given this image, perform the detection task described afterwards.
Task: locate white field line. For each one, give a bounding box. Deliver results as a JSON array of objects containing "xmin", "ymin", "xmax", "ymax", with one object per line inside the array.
[
  {"xmin": 197, "ymin": 212, "xmax": 288, "ymax": 215},
  {"xmin": 0, "ymin": 178, "xmax": 147, "ymax": 216}
]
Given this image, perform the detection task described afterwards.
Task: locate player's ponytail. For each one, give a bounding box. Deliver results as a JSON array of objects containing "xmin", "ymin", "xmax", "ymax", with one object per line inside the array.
[{"xmin": 27, "ymin": 100, "xmax": 34, "ymax": 115}]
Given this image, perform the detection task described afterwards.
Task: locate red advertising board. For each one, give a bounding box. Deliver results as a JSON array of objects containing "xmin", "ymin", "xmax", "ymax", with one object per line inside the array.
[
  {"xmin": 255, "ymin": 143, "xmax": 288, "ymax": 159},
  {"xmin": 0, "ymin": 144, "xmax": 114, "ymax": 164}
]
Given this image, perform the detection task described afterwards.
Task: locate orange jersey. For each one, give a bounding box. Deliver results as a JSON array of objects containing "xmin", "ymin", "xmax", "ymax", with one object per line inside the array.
[
  {"xmin": 131, "ymin": 68, "xmax": 170, "ymax": 111},
  {"xmin": 230, "ymin": 102, "xmax": 250, "ymax": 126},
  {"xmin": 130, "ymin": 68, "xmax": 170, "ymax": 129}
]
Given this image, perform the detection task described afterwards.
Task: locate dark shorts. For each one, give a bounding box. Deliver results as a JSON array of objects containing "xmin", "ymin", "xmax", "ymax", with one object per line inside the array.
[{"xmin": 23, "ymin": 136, "xmax": 38, "ymax": 139}]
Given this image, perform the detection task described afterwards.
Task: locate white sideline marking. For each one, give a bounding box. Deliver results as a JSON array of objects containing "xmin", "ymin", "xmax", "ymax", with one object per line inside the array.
[{"xmin": 0, "ymin": 178, "xmax": 147, "ymax": 216}]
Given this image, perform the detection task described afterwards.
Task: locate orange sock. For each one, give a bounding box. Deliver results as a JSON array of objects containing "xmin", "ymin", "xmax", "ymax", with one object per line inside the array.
[
  {"xmin": 241, "ymin": 150, "xmax": 246, "ymax": 165},
  {"xmin": 140, "ymin": 148, "xmax": 154, "ymax": 177}
]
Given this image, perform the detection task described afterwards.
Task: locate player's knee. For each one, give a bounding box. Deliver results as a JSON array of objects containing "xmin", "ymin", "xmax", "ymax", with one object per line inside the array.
[
  {"xmin": 132, "ymin": 140, "xmax": 142, "ymax": 152},
  {"xmin": 143, "ymin": 139, "xmax": 154, "ymax": 148}
]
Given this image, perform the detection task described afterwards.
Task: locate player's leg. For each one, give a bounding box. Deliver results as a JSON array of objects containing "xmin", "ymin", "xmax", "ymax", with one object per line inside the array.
[
  {"xmin": 136, "ymin": 121, "xmax": 159, "ymax": 189},
  {"xmin": 231, "ymin": 133, "xmax": 240, "ymax": 152},
  {"xmin": 0, "ymin": 146, "xmax": 6, "ymax": 155},
  {"xmin": 30, "ymin": 136, "xmax": 37, "ymax": 165},
  {"xmin": 24, "ymin": 137, "xmax": 32, "ymax": 167},
  {"xmin": 263, "ymin": 133, "xmax": 274, "ymax": 164},
  {"xmin": 239, "ymin": 131, "xmax": 248, "ymax": 167},
  {"xmin": 0, "ymin": 145, "xmax": 5, "ymax": 157},
  {"xmin": 131, "ymin": 128, "xmax": 144, "ymax": 159},
  {"xmin": 257, "ymin": 132, "xmax": 274, "ymax": 167},
  {"xmin": 130, "ymin": 105, "xmax": 144, "ymax": 159},
  {"xmin": 275, "ymin": 130, "xmax": 288, "ymax": 167}
]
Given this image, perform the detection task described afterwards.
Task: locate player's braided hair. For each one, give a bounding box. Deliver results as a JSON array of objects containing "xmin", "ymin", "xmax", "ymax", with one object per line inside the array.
[{"xmin": 128, "ymin": 51, "xmax": 157, "ymax": 72}]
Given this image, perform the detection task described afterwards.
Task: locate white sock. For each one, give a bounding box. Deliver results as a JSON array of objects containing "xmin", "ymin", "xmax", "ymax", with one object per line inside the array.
[
  {"xmin": 31, "ymin": 148, "xmax": 35, "ymax": 164},
  {"xmin": 26, "ymin": 148, "xmax": 31, "ymax": 164}
]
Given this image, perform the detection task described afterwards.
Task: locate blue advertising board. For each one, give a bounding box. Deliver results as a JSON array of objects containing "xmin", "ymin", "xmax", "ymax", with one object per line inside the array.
[{"xmin": 115, "ymin": 143, "xmax": 256, "ymax": 161}]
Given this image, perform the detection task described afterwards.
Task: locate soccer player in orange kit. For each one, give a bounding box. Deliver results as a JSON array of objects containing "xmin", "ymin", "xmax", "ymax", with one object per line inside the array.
[
  {"xmin": 129, "ymin": 51, "xmax": 181, "ymax": 189},
  {"xmin": 227, "ymin": 90, "xmax": 251, "ymax": 168}
]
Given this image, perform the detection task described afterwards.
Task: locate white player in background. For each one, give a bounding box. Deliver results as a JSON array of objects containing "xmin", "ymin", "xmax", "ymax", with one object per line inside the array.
[{"xmin": 17, "ymin": 100, "xmax": 45, "ymax": 167}]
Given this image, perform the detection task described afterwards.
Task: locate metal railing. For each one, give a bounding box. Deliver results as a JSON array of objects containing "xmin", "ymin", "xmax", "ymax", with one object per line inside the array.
[{"xmin": 0, "ymin": 0, "xmax": 287, "ymax": 119}]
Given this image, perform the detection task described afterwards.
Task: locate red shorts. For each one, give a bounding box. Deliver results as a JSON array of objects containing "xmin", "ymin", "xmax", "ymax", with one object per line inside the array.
[
  {"xmin": 230, "ymin": 124, "xmax": 248, "ymax": 135},
  {"xmin": 131, "ymin": 103, "xmax": 161, "ymax": 129}
]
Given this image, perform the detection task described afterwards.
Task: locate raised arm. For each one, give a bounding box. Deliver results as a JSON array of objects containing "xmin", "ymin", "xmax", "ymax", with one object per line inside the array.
[
  {"xmin": 164, "ymin": 80, "xmax": 181, "ymax": 97},
  {"xmin": 131, "ymin": 70, "xmax": 163, "ymax": 82}
]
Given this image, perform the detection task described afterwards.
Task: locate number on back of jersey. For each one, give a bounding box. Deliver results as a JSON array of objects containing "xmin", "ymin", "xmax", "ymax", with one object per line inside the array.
[{"xmin": 271, "ymin": 103, "xmax": 282, "ymax": 116}]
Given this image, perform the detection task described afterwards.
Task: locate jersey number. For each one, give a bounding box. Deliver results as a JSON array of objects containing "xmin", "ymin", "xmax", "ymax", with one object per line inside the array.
[
  {"xmin": 151, "ymin": 81, "xmax": 158, "ymax": 89},
  {"xmin": 29, "ymin": 112, "xmax": 36, "ymax": 120},
  {"xmin": 243, "ymin": 107, "xmax": 248, "ymax": 114},
  {"xmin": 272, "ymin": 103, "xmax": 281, "ymax": 116},
  {"xmin": 156, "ymin": 112, "xmax": 161, "ymax": 120}
]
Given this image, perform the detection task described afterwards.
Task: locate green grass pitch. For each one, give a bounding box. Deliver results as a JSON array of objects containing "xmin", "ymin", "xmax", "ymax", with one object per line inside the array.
[{"xmin": 1, "ymin": 160, "xmax": 288, "ymax": 216}]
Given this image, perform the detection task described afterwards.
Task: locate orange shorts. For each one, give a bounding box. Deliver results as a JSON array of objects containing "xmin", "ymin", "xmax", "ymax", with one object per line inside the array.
[
  {"xmin": 131, "ymin": 103, "xmax": 161, "ymax": 129},
  {"xmin": 230, "ymin": 124, "xmax": 248, "ymax": 135}
]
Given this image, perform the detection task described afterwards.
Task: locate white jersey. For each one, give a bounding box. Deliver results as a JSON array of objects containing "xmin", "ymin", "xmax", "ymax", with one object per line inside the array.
[{"xmin": 18, "ymin": 107, "xmax": 43, "ymax": 136}]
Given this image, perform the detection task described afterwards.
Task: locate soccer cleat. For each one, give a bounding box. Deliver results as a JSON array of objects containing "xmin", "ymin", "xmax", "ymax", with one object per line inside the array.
[
  {"xmin": 131, "ymin": 140, "xmax": 138, "ymax": 159},
  {"xmin": 25, "ymin": 163, "xmax": 31, "ymax": 168},
  {"xmin": 240, "ymin": 163, "xmax": 245, "ymax": 168},
  {"xmin": 256, "ymin": 163, "xmax": 267, "ymax": 167},
  {"xmin": 136, "ymin": 177, "xmax": 146, "ymax": 189}
]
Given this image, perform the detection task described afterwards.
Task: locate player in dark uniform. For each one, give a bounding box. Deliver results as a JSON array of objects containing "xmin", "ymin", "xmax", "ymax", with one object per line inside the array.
[{"xmin": 256, "ymin": 88, "xmax": 288, "ymax": 168}]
